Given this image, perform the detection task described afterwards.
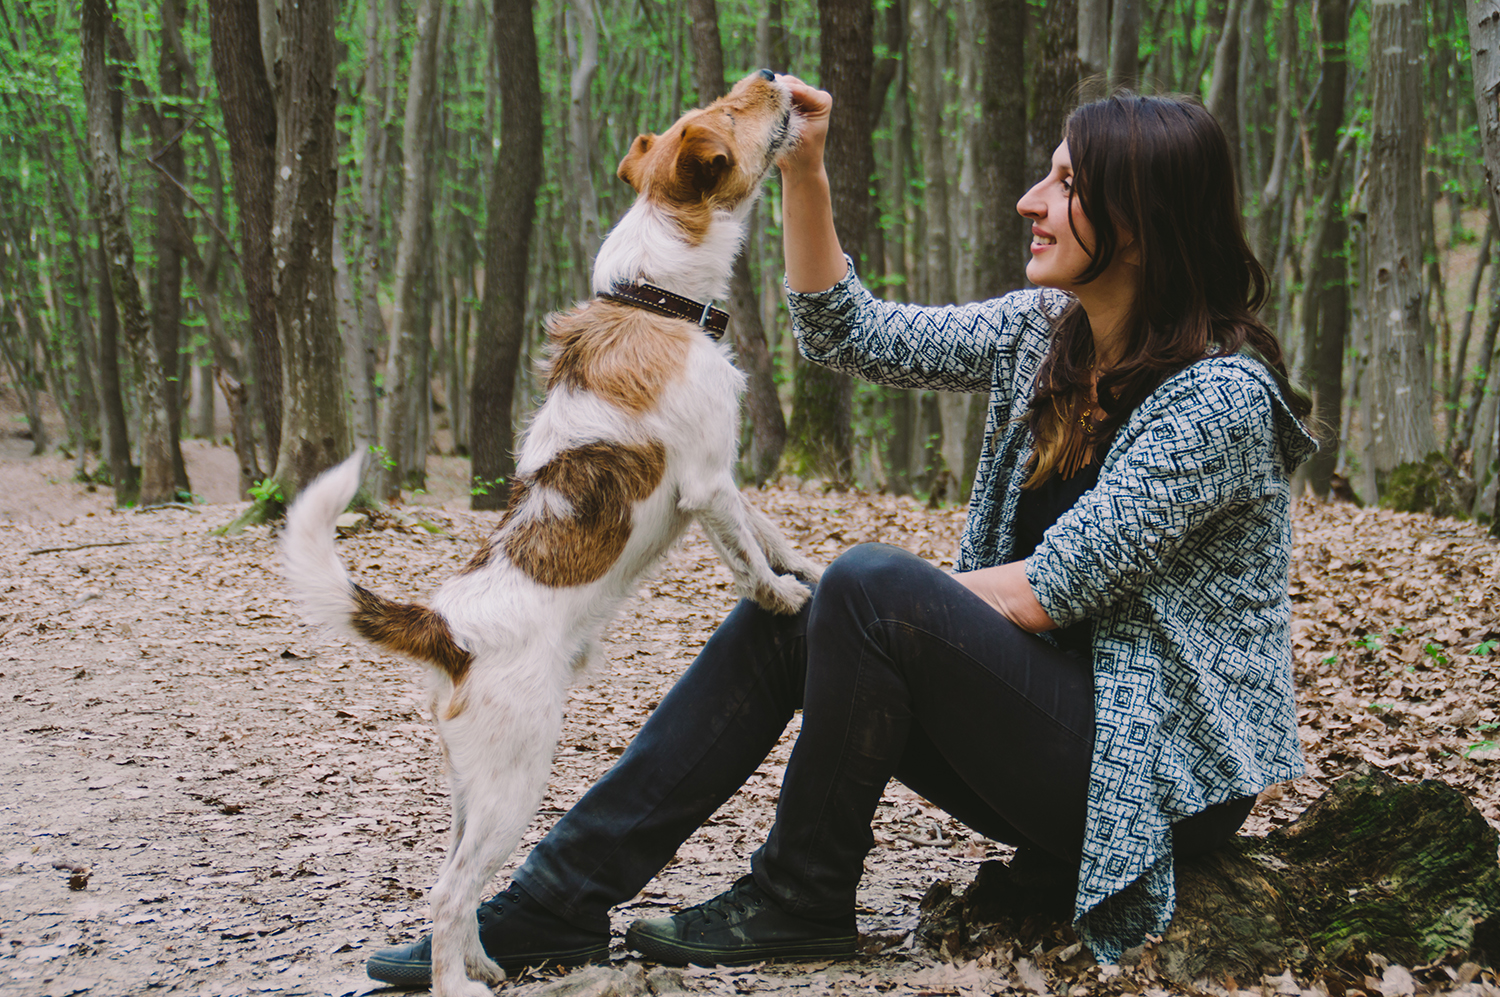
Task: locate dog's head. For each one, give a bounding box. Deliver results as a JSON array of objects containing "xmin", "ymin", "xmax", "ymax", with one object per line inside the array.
[{"xmin": 616, "ymin": 70, "xmax": 795, "ymax": 224}]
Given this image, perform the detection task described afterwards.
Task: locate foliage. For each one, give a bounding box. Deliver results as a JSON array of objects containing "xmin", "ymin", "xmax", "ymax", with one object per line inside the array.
[{"xmin": 0, "ymin": 0, "xmax": 1493, "ymax": 506}]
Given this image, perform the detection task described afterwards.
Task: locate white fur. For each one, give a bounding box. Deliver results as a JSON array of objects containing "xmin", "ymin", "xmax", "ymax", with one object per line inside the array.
[{"xmin": 282, "ymin": 74, "xmax": 818, "ymax": 997}]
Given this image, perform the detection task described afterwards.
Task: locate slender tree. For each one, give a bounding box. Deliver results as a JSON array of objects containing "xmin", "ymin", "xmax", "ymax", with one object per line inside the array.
[
  {"xmin": 1465, "ymin": 0, "xmax": 1500, "ymax": 529},
  {"xmin": 151, "ymin": 0, "xmax": 190, "ymax": 491},
  {"xmin": 209, "ymin": 0, "xmax": 281, "ymax": 468},
  {"xmin": 267, "ymin": 0, "xmax": 350, "ymax": 502},
  {"xmin": 469, "ymin": 0, "xmax": 544, "ymax": 511},
  {"xmin": 1302, "ymin": 0, "xmax": 1352, "ymax": 498},
  {"xmin": 1361, "ymin": 0, "xmax": 1439, "ymax": 500},
  {"xmin": 378, "ymin": 0, "xmax": 445, "ymax": 500},
  {"xmin": 785, "ymin": 0, "xmax": 873, "ymax": 484},
  {"xmin": 81, "ymin": 0, "xmax": 176, "ymax": 506}
]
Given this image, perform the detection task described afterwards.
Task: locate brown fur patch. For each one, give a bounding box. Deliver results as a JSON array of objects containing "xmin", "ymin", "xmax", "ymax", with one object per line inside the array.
[
  {"xmin": 461, "ymin": 537, "xmax": 495, "ymax": 574},
  {"xmin": 544, "ymin": 300, "xmax": 693, "ymax": 415},
  {"xmin": 350, "ymin": 585, "xmax": 473, "ymax": 684},
  {"xmin": 500, "ymin": 440, "xmax": 667, "ymax": 587}
]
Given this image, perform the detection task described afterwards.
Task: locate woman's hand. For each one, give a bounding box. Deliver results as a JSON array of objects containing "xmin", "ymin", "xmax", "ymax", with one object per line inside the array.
[
  {"xmin": 777, "ymin": 76, "xmax": 831, "ymax": 181},
  {"xmin": 775, "ymin": 75, "xmax": 846, "ymax": 293},
  {"xmin": 954, "ymin": 562, "xmax": 1058, "ymax": 633}
]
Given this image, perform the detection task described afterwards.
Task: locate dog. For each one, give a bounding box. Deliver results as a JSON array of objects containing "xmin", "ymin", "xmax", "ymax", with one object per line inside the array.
[{"xmin": 281, "ymin": 70, "xmax": 819, "ymax": 997}]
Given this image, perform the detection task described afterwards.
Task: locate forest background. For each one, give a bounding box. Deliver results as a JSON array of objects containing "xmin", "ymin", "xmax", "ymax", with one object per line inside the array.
[{"xmin": 2, "ymin": 0, "xmax": 1499, "ymax": 524}]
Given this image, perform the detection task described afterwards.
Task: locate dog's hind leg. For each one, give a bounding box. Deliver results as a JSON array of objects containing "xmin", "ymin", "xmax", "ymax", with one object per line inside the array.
[{"xmin": 428, "ymin": 682, "xmax": 566, "ymax": 997}]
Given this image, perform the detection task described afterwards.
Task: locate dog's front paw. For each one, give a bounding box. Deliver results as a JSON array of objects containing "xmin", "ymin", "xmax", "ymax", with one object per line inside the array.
[
  {"xmin": 752, "ymin": 573, "xmax": 812, "ymax": 615},
  {"xmin": 777, "ymin": 554, "xmax": 822, "ymax": 586}
]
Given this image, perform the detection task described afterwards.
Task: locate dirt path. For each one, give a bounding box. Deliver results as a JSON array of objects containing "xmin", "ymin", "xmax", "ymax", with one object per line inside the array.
[{"xmin": 2, "ymin": 433, "xmax": 1499, "ymax": 997}]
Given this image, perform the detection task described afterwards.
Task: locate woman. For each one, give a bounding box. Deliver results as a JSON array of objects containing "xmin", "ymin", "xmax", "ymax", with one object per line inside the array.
[{"xmin": 367, "ymin": 80, "xmax": 1316, "ymax": 985}]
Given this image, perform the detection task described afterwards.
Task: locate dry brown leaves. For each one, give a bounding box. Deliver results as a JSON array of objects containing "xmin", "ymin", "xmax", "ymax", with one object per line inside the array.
[{"xmin": 1, "ymin": 483, "xmax": 1497, "ymax": 997}]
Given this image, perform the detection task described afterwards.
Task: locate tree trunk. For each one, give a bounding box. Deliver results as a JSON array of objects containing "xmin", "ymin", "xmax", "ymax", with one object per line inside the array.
[
  {"xmin": 1077, "ymin": 0, "xmax": 1108, "ymax": 82},
  {"xmin": 152, "ymin": 0, "xmax": 191, "ymax": 492},
  {"xmin": 92, "ymin": 215, "xmax": 135, "ymax": 501},
  {"xmin": 1301, "ymin": 0, "xmax": 1352, "ymax": 498},
  {"xmin": 917, "ymin": 768, "xmax": 1500, "ymax": 986},
  {"xmin": 1362, "ymin": 0, "xmax": 1439, "ymax": 502},
  {"xmin": 377, "ymin": 0, "xmax": 444, "ymax": 501},
  {"xmin": 1466, "ymin": 1, "xmax": 1500, "ymax": 524},
  {"xmin": 911, "ymin": 0, "xmax": 969, "ymax": 497},
  {"xmin": 1030, "ymin": 0, "xmax": 1080, "ymax": 180},
  {"xmin": 267, "ymin": 0, "xmax": 349, "ymax": 504},
  {"xmin": 352, "ymin": 0, "xmax": 390, "ymax": 455},
  {"xmin": 216, "ymin": 368, "xmax": 262, "ymax": 499},
  {"xmin": 1205, "ymin": 0, "xmax": 1242, "ymax": 181},
  {"xmin": 785, "ymin": 0, "xmax": 873, "ymax": 486},
  {"xmin": 81, "ymin": 0, "xmax": 175, "ymax": 506},
  {"xmin": 974, "ymin": 0, "xmax": 1026, "ymax": 302},
  {"xmin": 469, "ymin": 0, "xmax": 543, "ymax": 511},
  {"xmin": 209, "ymin": 0, "xmax": 281, "ymax": 469},
  {"xmin": 1107, "ymin": 0, "xmax": 1139, "ymax": 87},
  {"xmin": 565, "ymin": 0, "xmax": 601, "ymax": 296}
]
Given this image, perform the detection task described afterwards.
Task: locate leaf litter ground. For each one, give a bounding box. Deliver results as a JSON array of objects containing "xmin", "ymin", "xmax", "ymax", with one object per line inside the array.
[{"xmin": 2, "ymin": 446, "xmax": 1499, "ymax": 997}]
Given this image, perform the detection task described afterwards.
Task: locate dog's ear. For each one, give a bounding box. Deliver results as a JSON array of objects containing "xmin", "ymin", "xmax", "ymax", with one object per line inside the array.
[
  {"xmin": 617, "ymin": 133, "xmax": 655, "ymax": 191},
  {"xmin": 674, "ymin": 123, "xmax": 735, "ymax": 196}
]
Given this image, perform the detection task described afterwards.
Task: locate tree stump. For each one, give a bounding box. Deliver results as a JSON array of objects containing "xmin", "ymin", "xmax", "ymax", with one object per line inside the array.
[{"xmin": 916, "ymin": 767, "xmax": 1500, "ymax": 987}]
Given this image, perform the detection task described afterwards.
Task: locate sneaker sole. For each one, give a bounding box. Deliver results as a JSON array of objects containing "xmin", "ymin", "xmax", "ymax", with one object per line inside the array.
[
  {"xmin": 366, "ymin": 943, "xmax": 610, "ymax": 985},
  {"xmin": 626, "ymin": 926, "xmax": 856, "ymax": 968}
]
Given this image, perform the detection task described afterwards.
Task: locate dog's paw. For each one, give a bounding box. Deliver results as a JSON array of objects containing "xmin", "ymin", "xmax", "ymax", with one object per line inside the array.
[
  {"xmin": 437, "ymin": 978, "xmax": 501, "ymax": 997},
  {"xmin": 778, "ymin": 555, "xmax": 823, "ymax": 586},
  {"xmin": 752, "ymin": 573, "xmax": 812, "ymax": 615},
  {"xmin": 465, "ymin": 953, "xmax": 505, "ymax": 985}
]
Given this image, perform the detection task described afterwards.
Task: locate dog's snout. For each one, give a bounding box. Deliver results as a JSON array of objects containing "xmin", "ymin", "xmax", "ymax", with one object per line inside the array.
[{"xmin": 758, "ymin": 68, "xmax": 776, "ymax": 81}]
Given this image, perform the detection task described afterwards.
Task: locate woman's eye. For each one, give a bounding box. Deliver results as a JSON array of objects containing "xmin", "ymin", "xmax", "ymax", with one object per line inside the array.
[{"xmin": 1060, "ymin": 177, "xmax": 1073, "ymax": 193}]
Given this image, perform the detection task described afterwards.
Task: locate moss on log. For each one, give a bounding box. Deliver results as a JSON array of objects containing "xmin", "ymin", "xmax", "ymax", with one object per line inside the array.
[
  {"xmin": 917, "ymin": 767, "xmax": 1500, "ymax": 987},
  {"xmin": 1380, "ymin": 451, "xmax": 1474, "ymax": 519}
]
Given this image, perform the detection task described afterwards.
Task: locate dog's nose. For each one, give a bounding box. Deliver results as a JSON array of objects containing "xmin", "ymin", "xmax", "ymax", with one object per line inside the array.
[{"xmin": 758, "ymin": 68, "xmax": 776, "ymax": 81}]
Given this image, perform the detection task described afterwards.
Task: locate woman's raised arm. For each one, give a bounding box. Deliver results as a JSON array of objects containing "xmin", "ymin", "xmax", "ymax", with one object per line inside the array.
[{"xmin": 777, "ymin": 77, "xmax": 849, "ymax": 294}]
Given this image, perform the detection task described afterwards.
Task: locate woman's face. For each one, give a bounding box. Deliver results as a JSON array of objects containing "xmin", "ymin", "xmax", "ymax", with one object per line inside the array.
[{"xmin": 1016, "ymin": 141, "xmax": 1096, "ymax": 292}]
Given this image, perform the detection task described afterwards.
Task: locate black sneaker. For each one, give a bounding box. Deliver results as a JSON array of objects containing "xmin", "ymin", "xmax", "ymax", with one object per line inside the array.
[
  {"xmin": 625, "ymin": 875, "xmax": 856, "ymax": 967},
  {"xmin": 365, "ymin": 884, "xmax": 610, "ymax": 985}
]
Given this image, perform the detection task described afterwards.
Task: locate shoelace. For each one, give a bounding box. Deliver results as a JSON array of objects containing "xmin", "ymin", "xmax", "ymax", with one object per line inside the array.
[
  {"xmin": 682, "ymin": 878, "xmax": 764, "ymax": 925},
  {"xmin": 476, "ymin": 885, "xmax": 522, "ymax": 923}
]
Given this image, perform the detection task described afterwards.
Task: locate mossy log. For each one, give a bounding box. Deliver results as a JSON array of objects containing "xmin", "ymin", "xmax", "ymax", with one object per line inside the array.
[
  {"xmin": 1380, "ymin": 452, "xmax": 1474, "ymax": 519},
  {"xmin": 916, "ymin": 767, "xmax": 1500, "ymax": 987}
]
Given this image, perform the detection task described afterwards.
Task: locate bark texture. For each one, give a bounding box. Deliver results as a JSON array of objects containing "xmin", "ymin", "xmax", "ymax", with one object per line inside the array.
[
  {"xmin": 377, "ymin": 0, "xmax": 444, "ymax": 500},
  {"xmin": 1030, "ymin": 0, "xmax": 1080, "ymax": 181},
  {"xmin": 785, "ymin": 0, "xmax": 872, "ymax": 485},
  {"xmin": 210, "ymin": 0, "xmax": 282, "ymax": 471},
  {"xmin": 269, "ymin": 0, "xmax": 349, "ymax": 501},
  {"xmin": 469, "ymin": 0, "xmax": 544, "ymax": 511},
  {"xmin": 1301, "ymin": 0, "xmax": 1351, "ymax": 498},
  {"xmin": 81, "ymin": 0, "xmax": 176, "ymax": 506},
  {"xmin": 918, "ymin": 768, "xmax": 1500, "ymax": 985},
  {"xmin": 1466, "ymin": 1, "xmax": 1500, "ymax": 533},
  {"xmin": 1362, "ymin": 0, "xmax": 1439, "ymax": 502}
]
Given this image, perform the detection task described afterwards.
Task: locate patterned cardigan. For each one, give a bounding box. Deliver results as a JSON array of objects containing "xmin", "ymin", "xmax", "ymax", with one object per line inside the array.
[{"xmin": 787, "ymin": 263, "xmax": 1318, "ymax": 962}]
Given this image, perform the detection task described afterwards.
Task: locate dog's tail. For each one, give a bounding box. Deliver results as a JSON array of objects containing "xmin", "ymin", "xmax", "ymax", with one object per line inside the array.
[{"xmin": 281, "ymin": 453, "xmax": 473, "ymax": 680}]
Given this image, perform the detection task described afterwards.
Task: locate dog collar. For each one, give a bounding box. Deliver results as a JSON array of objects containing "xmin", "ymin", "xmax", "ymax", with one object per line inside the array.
[{"xmin": 600, "ymin": 281, "xmax": 729, "ymax": 341}]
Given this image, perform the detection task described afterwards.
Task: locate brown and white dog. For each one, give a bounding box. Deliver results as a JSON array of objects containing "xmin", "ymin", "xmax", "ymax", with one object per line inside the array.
[{"xmin": 281, "ymin": 71, "xmax": 818, "ymax": 997}]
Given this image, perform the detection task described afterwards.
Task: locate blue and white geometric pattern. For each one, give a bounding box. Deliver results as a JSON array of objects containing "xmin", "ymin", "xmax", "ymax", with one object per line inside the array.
[{"xmin": 788, "ymin": 260, "xmax": 1318, "ymax": 963}]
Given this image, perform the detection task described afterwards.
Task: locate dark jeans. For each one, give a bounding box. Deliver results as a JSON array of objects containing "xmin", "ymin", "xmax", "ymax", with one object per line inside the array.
[{"xmin": 513, "ymin": 544, "xmax": 1251, "ymax": 931}]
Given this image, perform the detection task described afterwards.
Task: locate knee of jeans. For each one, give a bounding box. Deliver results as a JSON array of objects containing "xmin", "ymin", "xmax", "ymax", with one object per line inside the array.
[{"xmin": 819, "ymin": 543, "xmax": 921, "ymax": 607}]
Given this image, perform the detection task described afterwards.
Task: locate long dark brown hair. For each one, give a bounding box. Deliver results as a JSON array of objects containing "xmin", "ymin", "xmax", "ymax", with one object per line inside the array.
[{"xmin": 1024, "ymin": 92, "xmax": 1311, "ymax": 487}]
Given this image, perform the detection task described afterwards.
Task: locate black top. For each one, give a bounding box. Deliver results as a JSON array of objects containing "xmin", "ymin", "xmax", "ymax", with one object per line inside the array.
[{"xmin": 1012, "ymin": 455, "xmax": 1103, "ymax": 653}]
